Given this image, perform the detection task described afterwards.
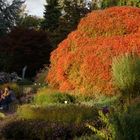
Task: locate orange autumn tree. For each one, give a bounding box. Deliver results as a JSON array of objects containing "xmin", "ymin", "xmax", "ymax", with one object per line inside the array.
[{"xmin": 46, "ymin": 6, "xmax": 140, "ymax": 95}]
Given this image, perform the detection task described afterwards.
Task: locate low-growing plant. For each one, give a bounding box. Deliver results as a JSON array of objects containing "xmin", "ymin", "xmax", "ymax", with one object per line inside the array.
[
  {"xmin": 17, "ymin": 104, "xmax": 98, "ymax": 123},
  {"xmin": 1, "ymin": 119, "xmax": 93, "ymax": 140},
  {"xmin": 33, "ymin": 88, "xmax": 76, "ymax": 105},
  {"xmin": 87, "ymin": 102, "xmax": 140, "ymax": 140},
  {"xmin": 74, "ymin": 93, "xmax": 120, "ymax": 107},
  {"xmin": 93, "ymin": 94, "xmax": 120, "ymax": 107},
  {"xmin": 87, "ymin": 110, "xmax": 116, "ymax": 140}
]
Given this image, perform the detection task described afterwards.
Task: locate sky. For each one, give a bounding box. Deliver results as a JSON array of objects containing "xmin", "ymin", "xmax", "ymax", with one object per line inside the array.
[
  {"xmin": 8, "ymin": 0, "xmax": 45, "ymax": 17},
  {"xmin": 25, "ymin": 0, "xmax": 46, "ymax": 17},
  {"xmin": 9, "ymin": 0, "xmax": 90, "ymax": 17}
]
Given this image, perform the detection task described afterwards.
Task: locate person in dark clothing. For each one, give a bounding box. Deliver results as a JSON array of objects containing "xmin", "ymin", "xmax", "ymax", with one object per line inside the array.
[{"xmin": 0, "ymin": 86, "xmax": 16, "ymax": 110}]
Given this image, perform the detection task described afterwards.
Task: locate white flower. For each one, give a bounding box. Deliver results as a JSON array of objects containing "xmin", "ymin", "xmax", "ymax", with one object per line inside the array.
[{"xmin": 64, "ymin": 101, "xmax": 68, "ymax": 104}]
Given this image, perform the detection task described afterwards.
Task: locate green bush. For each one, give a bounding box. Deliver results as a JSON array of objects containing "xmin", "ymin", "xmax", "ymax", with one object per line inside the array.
[
  {"xmin": 113, "ymin": 112, "xmax": 140, "ymax": 140},
  {"xmin": 74, "ymin": 93, "xmax": 120, "ymax": 108},
  {"xmin": 114, "ymin": 101, "xmax": 140, "ymax": 140},
  {"xmin": 1, "ymin": 119, "xmax": 93, "ymax": 140},
  {"xmin": 93, "ymin": 94, "xmax": 120, "ymax": 107},
  {"xmin": 17, "ymin": 104, "xmax": 98, "ymax": 123},
  {"xmin": 87, "ymin": 102, "xmax": 140, "ymax": 140},
  {"xmin": 87, "ymin": 110, "xmax": 116, "ymax": 140},
  {"xmin": 33, "ymin": 88, "xmax": 76, "ymax": 105},
  {"xmin": 112, "ymin": 53, "xmax": 140, "ymax": 102}
]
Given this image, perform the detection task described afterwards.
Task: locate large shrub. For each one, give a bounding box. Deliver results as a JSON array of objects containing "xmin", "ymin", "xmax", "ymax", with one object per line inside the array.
[{"xmin": 47, "ymin": 6, "xmax": 140, "ymax": 95}]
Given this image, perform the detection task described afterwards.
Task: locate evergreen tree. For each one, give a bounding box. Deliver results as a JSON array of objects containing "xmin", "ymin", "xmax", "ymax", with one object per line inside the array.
[
  {"xmin": 100, "ymin": 0, "xmax": 118, "ymax": 8},
  {"xmin": 18, "ymin": 15, "xmax": 43, "ymax": 29},
  {"xmin": 62, "ymin": 0, "xmax": 89, "ymax": 30},
  {"xmin": 90, "ymin": 0, "xmax": 140, "ymax": 9},
  {"xmin": 0, "ymin": 0, "xmax": 24, "ymax": 36},
  {"xmin": 42, "ymin": 0, "xmax": 62, "ymax": 31},
  {"xmin": 118, "ymin": 0, "xmax": 140, "ymax": 7},
  {"xmin": 41, "ymin": 0, "xmax": 90, "ymax": 48}
]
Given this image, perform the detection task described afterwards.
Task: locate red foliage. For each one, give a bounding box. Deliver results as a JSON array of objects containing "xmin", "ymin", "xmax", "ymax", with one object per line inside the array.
[
  {"xmin": 46, "ymin": 6, "xmax": 140, "ymax": 95},
  {"xmin": 0, "ymin": 27, "xmax": 52, "ymax": 77}
]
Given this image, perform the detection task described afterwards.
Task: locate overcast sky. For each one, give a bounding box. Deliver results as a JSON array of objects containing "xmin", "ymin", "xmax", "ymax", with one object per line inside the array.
[
  {"xmin": 25, "ymin": 0, "xmax": 46, "ymax": 17},
  {"xmin": 9, "ymin": 0, "xmax": 90, "ymax": 17}
]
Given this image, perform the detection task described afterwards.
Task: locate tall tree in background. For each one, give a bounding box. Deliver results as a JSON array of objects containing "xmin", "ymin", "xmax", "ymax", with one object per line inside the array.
[
  {"xmin": 42, "ymin": 0, "xmax": 62, "ymax": 31},
  {"xmin": 41, "ymin": 0, "xmax": 90, "ymax": 48},
  {"xmin": 18, "ymin": 15, "xmax": 43, "ymax": 29},
  {"xmin": 89, "ymin": 0, "xmax": 140, "ymax": 10},
  {"xmin": 62, "ymin": 0, "xmax": 89, "ymax": 31},
  {"xmin": 100, "ymin": 0, "xmax": 118, "ymax": 8},
  {"xmin": 0, "ymin": 0, "xmax": 24, "ymax": 36},
  {"xmin": 118, "ymin": 0, "xmax": 140, "ymax": 7}
]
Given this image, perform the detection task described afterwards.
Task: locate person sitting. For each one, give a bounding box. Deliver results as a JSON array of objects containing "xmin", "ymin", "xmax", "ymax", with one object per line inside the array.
[{"xmin": 0, "ymin": 86, "xmax": 16, "ymax": 110}]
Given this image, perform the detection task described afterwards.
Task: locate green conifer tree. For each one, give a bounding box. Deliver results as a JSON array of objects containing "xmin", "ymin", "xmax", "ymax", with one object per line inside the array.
[
  {"xmin": 0, "ymin": 0, "xmax": 24, "ymax": 36},
  {"xmin": 42, "ymin": 0, "xmax": 62, "ymax": 31}
]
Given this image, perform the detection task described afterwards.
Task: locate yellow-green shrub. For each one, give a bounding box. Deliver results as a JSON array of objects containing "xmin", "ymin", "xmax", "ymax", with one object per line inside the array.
[
  {"xmin": 17, "ymin": 104, "xmax": 98, "ymax": 123},
  {"xmin": 33, "ymin": 88, "xmax": 76, "ymax": 105},
  {"xmin": 112, "ymin": 53, "xmax": 140, "ymax": 102}
]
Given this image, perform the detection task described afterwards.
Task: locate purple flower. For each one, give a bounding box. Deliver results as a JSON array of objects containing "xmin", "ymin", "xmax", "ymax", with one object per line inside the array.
[{"xmin": 102, "ymin": 106, "xmax": 109, "ymax": 114}]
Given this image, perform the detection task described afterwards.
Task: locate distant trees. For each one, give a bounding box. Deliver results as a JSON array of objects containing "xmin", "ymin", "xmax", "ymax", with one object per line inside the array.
[
  {"xmin": 62, "ymin": 0, "xmax": 90, "ymax": 32},
  {"xmin": 0, "ymin": 27, "xmax": 52, "ymax": 77},
  {"xmin": 18, "ymin": 15, "xmax": 43, "ymax": 29},
  {"xmin": 118, "ymin": 0, "xmax": 140, "ymax": 7},
  {"xmin": 0, "ymin": 0, "xmax": 53, "ymax": 78},
  {"xmin": 41, "ymin": 0, "xmax": 90, "ymax": 48},
  {"xmin": 89, "ymin": 0, "xmax": 140, "ymax": 9},
  {"xmin": 0, "ymin": 0, "xmax": 24, "ymax": 36}
]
